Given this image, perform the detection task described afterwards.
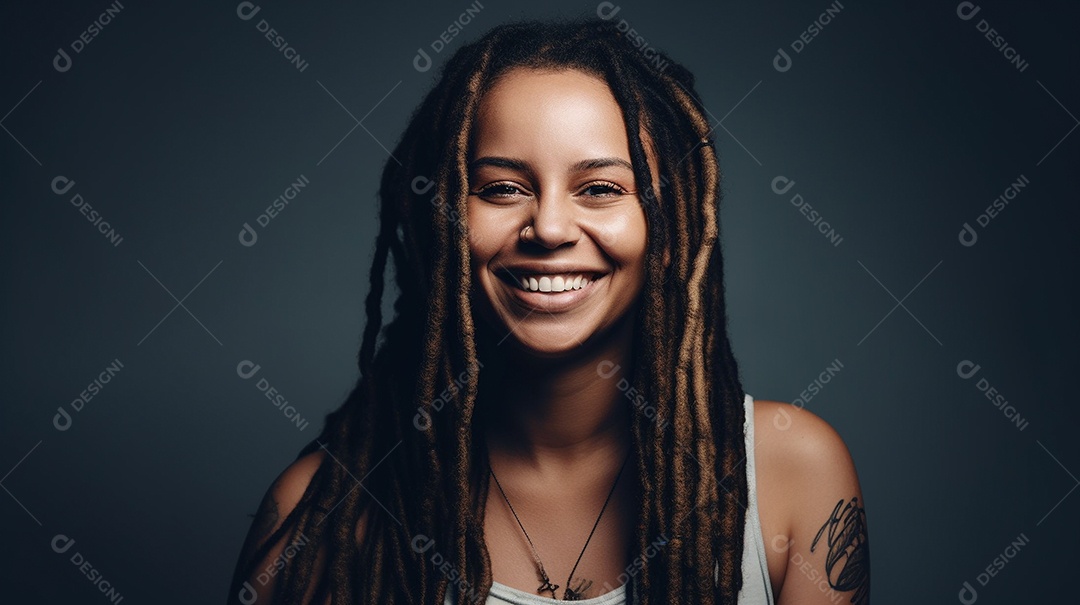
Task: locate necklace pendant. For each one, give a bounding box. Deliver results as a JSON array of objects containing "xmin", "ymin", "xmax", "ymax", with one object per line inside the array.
[{"xmin": 537, "ymin": 577, "xmax": 560, "ymax": 598}]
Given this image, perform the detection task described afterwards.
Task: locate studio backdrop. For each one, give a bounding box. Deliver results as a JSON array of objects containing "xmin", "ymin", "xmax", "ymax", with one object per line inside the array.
[{"xmin": 1, "ymin": 1, "xmax": 1077, "ymax": 603}]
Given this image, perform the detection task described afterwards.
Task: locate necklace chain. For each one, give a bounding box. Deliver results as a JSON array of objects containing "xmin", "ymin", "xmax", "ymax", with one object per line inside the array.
[{"xmin": 488, "ymin": 451, "xmax": 631, "ymax": 600}]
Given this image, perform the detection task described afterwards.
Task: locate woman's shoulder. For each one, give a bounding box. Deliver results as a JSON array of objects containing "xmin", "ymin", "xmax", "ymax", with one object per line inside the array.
[
  {"xmin": 750, "ymin": 399, "xmax": 857, "ymax": 471},
  {"xmin": 266, "ymin": 448, "xmax": 373, "ymax": 545},
  {"xmin": 750, "ymin": 398, "xmax": 863, "ymax": 523},
  {"xmin": 230, "ymin": 448, "xmax": 382, "ymax": 604},
  {"xmin": 273, "ymin": 450, "xmax": 327, "ymax": 503},
  {"xmin": 749, "ymin": 398, "xmax": 870, "ymax": 604},
  {"xmin": 227, "ymin": 450, "xmax": 338, "ymax": 605}
]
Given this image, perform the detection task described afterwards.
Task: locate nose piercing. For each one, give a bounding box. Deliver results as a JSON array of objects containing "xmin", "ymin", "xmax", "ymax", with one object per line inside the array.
[{"xmin": 520, "ymin": 225, "xmax": 534, "ymax": 241}]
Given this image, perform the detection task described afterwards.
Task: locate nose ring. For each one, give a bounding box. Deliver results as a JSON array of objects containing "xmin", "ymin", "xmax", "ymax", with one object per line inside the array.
[{"xmin": 520, "ymin": 225, "xmax": 534, "ymax": 241}]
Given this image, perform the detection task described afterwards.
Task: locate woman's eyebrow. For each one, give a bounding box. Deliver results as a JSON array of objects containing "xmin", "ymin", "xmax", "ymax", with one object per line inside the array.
[
  {"xmin": 570, "ymin": 157, "xmax": 634, "ymax": 173},
  {"xmin": 467, "ymin": 156, "xmax": 634, "ymax": 173},
  {"xmin": 468, "ymin": 156, "xmax": 529, "ymax": 172}
]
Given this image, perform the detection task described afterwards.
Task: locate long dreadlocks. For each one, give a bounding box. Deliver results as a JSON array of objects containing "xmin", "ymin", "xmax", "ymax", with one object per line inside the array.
[{"xmin": 232, "ymin": 16, "xmax": 749, "ymax": 604}]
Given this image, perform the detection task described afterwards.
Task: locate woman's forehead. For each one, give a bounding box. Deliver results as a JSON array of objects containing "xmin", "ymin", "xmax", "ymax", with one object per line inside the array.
[
  {"xmin": 468, "ymin": 67, "xmax": 659, "ymax": 176},
  {"xmin": 474, "ymin": 69, "xmax": 625, "ymax": 138}
]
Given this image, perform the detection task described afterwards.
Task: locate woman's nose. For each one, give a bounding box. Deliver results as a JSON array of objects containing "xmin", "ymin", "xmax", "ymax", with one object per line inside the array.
[{"xmin": 526, "ymin": 192, "xmax": 580, "ymax": 248}]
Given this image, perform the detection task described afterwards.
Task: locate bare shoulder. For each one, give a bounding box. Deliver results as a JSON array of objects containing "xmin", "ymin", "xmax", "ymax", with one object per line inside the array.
[
  {"xmin": 750, "ymin": 399, "xmax": 870, "ymax": 605},
  {"xmin": 226, "ymin": 450, "xmax": 328, "ymax": 605},
  {"xmin": 271, "ymin": 449, "xmax": 328, "ymax": 509},
  {"xmin": 752, "ymin": 399, "xmax": 858, "ymax": 478},
  {"xmin": 253, "ymin": 449, "xmax": 329, "ymax": 545}
]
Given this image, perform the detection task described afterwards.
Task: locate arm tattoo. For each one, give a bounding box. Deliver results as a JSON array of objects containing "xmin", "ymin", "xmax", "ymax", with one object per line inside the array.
[{"xmin": 810, "ymin": 497, "xmax": 869, "ymax": 605}]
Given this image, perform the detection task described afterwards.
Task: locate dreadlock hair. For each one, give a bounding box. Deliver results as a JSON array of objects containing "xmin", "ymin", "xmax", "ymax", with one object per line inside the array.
[{"xmin": 233, "ymin": 15, "xmax": 749, "ymax": 605}]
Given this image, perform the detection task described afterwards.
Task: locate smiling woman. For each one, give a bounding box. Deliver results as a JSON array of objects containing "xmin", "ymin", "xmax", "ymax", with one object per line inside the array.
[{"xmin": 227, "ymin": 16, "xmax": 869, "ymax": 605}]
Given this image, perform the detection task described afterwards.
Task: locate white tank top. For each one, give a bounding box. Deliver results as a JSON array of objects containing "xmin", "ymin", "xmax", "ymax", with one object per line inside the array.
[{"xmin": 446, "ymin": 393, "xmax": 776, "ymax": 605}]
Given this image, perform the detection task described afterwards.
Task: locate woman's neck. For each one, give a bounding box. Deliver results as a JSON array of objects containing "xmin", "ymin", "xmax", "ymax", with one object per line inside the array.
[{"xmin": 476, "ymin": 313, "xmax": 636, "ymax": 476}]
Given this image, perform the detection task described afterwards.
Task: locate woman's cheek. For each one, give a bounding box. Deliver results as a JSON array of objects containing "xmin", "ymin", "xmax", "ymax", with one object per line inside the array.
[
  {"xmin": 466, "ymin": 205, "xmax": 490, "ymax": 256},
  {"xmin": 592, "ymin": 210, "xmax": 641, "ymax": 252}
]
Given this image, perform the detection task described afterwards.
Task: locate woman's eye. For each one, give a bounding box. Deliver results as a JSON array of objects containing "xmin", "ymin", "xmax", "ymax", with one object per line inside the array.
[
  {"xmin": 474, "ymin": 183, "xmax": 527, "ymax": 198},
  {"xmin": 471, "ymin": 181, "xmax": 628, "ymax": 199},
  {"xmin": 581, "ymin": 182, "xmax": 628, "ymax": 197}
]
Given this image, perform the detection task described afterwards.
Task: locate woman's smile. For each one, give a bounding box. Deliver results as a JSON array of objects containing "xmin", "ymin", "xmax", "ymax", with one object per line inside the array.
[{"xmin": 493, "ymin": 267, "xmax": 608, "ymax": 313}]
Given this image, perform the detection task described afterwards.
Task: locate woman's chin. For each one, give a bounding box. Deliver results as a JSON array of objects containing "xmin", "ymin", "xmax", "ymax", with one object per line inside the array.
[{"xmin": 506, "ymin": 332, "xmax": 589, "ymax": 359}]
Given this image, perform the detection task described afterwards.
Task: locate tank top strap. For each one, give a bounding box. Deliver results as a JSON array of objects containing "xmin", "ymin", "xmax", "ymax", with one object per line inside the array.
[{"xmin": 736, "ymin": 392, "xmax": 776, "ymax": 604}]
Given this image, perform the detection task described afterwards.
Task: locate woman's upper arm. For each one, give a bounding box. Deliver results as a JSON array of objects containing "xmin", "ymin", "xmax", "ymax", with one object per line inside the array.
[
  {"xmin": 226, "ymin": 450, "xmax": 326, "ymax": 605},
  {"xmin": 756, "ymin": 401, "xmax": 871, "ymax": 605}
]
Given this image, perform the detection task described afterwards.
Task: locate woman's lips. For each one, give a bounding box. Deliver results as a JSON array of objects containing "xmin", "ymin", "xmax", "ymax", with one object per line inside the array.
[{"xmin": 495, "ymin": 270, "xmax": 606, "ymax": 313}]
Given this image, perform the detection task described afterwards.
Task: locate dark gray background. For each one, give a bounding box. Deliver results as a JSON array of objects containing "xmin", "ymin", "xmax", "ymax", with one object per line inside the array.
[{"xmin": 2, "ymin": 1, "xmax": 1077, "ymax": 603}]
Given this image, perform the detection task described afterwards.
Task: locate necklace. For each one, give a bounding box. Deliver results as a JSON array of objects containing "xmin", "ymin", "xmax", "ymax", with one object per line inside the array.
[{"xmin": 488, "ymin": 451, "xmax": 631, "ymax": 601}]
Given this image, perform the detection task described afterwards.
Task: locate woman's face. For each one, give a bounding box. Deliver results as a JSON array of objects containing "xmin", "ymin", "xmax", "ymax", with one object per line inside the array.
[{"xmin": 466, "ymin": 67, "xmax": 658, "ymax": 357}]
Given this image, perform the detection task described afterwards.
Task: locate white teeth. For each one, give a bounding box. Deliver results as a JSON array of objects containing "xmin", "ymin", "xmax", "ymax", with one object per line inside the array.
[{"xmin": 512, "ymin": 273, "xmax": 596, "ymax": 293}]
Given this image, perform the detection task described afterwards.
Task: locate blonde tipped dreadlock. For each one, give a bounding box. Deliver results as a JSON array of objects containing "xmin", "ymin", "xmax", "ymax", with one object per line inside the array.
[{"xmin": 230, "ymin": 16, "xmax": 749, "ymax": 605}]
